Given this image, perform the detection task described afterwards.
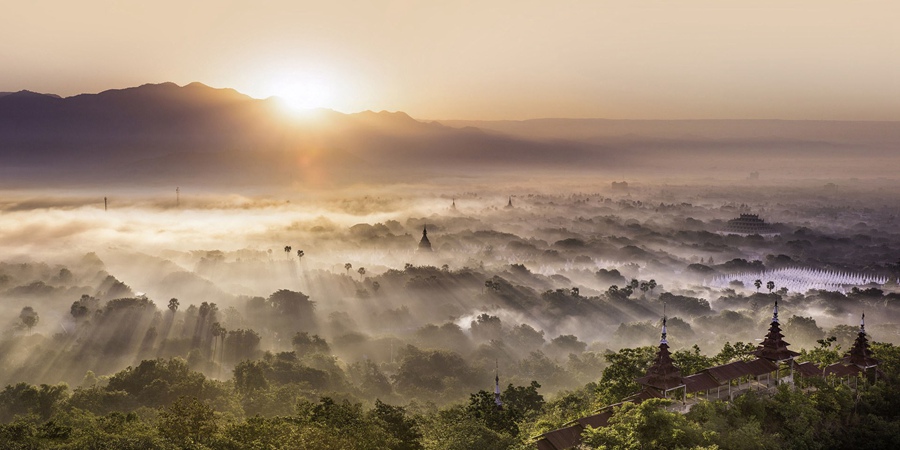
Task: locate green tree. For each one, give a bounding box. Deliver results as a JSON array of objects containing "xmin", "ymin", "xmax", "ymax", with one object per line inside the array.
[
  {"xmin": 581, "ymin": 399, "xmax": 709, "ymax": 449},
  {"xmin": 671, "ymin": 345, "xmax": 714, "ymax": 376},
  {"xmin": 420, "ymin": 405, "xmax": 516, "ymax": 450},
  {"xmin": 714, "ymin": 341, "xmax": 757, "ymax": 364},
  {"xmin": 785, "ymin": 315, "xmax": 825, "ymax": 350},
  {"xmin": 597, "ymin": 346, "xmax": 656, "ymax": 403},
  {"xmin": 157, "ymin": 396, "xmax": 219, "ymax": 448},
  {"xmin": 798, "ymin": 336, "xmax": 841, "ymax": 366},
  {"xmin": 372, "ymin": 400, "xmax": 424, "ymax": 450},
  {"xmin": 292, "ymin": 332, "xmax": 331, "ymax": 357}
]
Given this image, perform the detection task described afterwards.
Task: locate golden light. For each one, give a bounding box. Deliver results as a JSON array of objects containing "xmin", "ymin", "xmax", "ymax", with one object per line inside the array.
[{"xmin": 269, "ymin": 74, "xmax": 335, "ymax": 113}]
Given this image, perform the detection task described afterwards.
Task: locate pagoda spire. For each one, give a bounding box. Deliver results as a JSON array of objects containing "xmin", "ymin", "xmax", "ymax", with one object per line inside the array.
[
  {"xmin": 842, "ymin": 312, "xmax": 879, "ymax": 369},
  {"xmin": 494, "ymin": 361, "xmax": 503, "ymax": 409},
  {"xmin": 636, "ymin": 307, "xmax": 684, "ymax": 393},
  {"xmin": 418, "ymin": 224, "xmax": 433, "ymax": 252},
  {"xmin": 660, "ymin": 303, "xmax": 668, "ymax": 345},
  {"xmin": 753, "ymin": 299, "xmax": 798, "ymax": 362},
  {"xmin": 772, "ymin": 299, "xmax": 779, "ymax": 324}
]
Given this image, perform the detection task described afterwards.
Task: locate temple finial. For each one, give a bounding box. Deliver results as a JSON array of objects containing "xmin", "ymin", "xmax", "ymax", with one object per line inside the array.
[
  {"xmin": 772, "ymin": 300, "xmax": 779, "ymax": 324},
  {"xmin": 660, "ymin": 302, "xmax": 668, "ymax": 345},
  {"xmin": 494, "ymin": 360, "xmax": 503, "ymax": 408},
  {"xmin": 861, "ymin": 312, "xmax": 866, "ymax": 333}
]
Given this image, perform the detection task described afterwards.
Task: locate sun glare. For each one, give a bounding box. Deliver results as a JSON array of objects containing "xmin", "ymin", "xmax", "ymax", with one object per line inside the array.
[{"xmin": 270, "ymin": 76, "xmax": 335, "ymax": 113}]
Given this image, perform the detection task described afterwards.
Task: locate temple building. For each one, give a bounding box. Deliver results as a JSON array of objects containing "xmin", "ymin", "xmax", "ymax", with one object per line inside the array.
[
  {"xmin": 418, "ymin": 225, "xmax": 432, "ymax": 252},
  {"xmin": 534, "ymin": 302, "xmax": 876, "ymax": 450},
  {"xmin": 816, "ymin": 313, "xmax": 882, "ymax": 384},
  {"xmin": 841, "ymin": 314, "xmax": 879, "ymax": 373},
  {"xmin": 635, "ymin": 316, "xmax": 686, "ymax": 401},
  {"xmin": 751, "ymin": 300, "xmax": 798, "ymax": 381},
  {"xmin": 720, "ymin": 213, "xmax": 778, "ymax": 236},
  {"xmin": 505, "ymin": 196, "xmax": 514, "ymax": 209}
]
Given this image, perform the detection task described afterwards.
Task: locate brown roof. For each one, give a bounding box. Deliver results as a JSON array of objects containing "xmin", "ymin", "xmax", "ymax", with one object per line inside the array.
[
  {"xmin": 824, "ymin": 363, "xmax": 860, "ymax": 377},
  {"xmin": 537, "ymin": 425, "xmax": 583, "ymax": 450},
  {"xmin": 754, "ymin": 303, "xmax": 800, "ymax": 362},
  {"xmin": 794, "ymin": 361, "xmax": 823, "ymax": 378},
  {"xmin": 743, "ymin": 358, "xmax": 779, "ymax": 376},
  {"xmin": 704, "ymin": 360, "xmax": 751, "ymax": 383},
  {"xmin": 842, "ymin": 329, "xmax": 879, "ymax": 369},
  {"xmin": 684, "ymin": 372, "xmax": 721, "ymax": 393},
  {"xmin": 637, "ymin": 341, "xmax": 684, "ymax": 391},
  {"xmin": 623, "ymin": 388, "xmax": 664, "ymax": 403},
  {"xmin": 576, "ymin": 411, "xmax": 614, "ymax": 429}
]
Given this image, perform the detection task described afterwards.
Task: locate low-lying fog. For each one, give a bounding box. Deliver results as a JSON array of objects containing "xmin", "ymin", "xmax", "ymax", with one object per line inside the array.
[{"xmin": 3, "ymin": 174, "xmax": 900, "ymax": 400}]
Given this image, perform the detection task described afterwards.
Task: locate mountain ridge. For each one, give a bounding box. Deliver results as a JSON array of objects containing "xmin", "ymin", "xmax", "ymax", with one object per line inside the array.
[{"xmin": 1, "ymin": 82, "xmax": 897, "ymax": 188}]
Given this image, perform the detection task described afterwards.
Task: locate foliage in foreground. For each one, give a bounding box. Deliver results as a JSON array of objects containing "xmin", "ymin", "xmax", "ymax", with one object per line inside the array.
[{"xmin": 0, "ymin": 342, "xmax": 899, "ymax": 449}]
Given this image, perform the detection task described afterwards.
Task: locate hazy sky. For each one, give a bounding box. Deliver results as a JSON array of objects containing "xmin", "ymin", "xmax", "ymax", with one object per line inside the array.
[{"xmin": 2, "ymin": 1, "xmax": 898, "ymax": 120}]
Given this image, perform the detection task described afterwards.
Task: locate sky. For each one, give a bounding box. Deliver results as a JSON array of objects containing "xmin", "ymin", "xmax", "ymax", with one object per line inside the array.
[{"xmin": 2, "ymin": 1, "xmax": 899, "ymax": 120}]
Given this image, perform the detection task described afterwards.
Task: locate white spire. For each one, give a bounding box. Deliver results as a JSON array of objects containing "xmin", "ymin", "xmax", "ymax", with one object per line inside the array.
[
  {"xmin": 772, "ymin": 300, "xmax": 779, "ymax": 324},
  {"xmin": 660, "ymin": 302, "xmax": 668, "ymax": 345}
]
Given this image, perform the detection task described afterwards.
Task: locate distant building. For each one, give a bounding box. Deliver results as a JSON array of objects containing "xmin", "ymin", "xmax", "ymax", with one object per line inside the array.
[
  {"xmin": 494, "ymin": 369, "xmax": 503, "ymax": 410},
  {"xmin": 505, "ymin": 196, "xmax": 514, "ymax": 209},
  {"xmin": 418, "ymin": 225, "xmax": 432, "ymax": 252},
  {"xmin": 720, "ymin": 213, "xmax": 778, "ymax": 236}
]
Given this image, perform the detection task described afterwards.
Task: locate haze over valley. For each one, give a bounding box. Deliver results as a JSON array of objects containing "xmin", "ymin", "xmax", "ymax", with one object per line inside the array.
[{"xmin": 4, "ymin": 2, "xmax": 900, "ymax": 448}]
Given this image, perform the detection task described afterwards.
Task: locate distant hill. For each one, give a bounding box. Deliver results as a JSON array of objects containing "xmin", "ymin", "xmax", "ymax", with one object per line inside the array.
[
  {"xmin": 1, "ymin": 82, "xmax": 898, "ymax": 188},
  {"xmin": 0, "ymin": 82, "xmax": 599, "ymax": 188}
]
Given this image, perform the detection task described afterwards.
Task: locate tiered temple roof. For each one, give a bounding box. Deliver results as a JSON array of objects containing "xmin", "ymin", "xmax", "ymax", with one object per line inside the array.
[
  {"xmin": 535, "ymin": 305, "xmax": 875, "ymax": 450},
  {"xmin": 636, "ymin": 317, "xmax": 685, "ymax": 392},
  {"xmin": 752, "ymin": 301, "xmax": 799, "ymax": 362},
  {"xmin": 841, "ymin": 313, "xmax": 879, "ymax": 369}
]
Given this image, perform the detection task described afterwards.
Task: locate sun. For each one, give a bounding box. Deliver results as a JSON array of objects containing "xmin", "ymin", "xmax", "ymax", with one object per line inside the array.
[{"xmin": 269, "ymin": 75, "xmax": 336, "ymax": 113}]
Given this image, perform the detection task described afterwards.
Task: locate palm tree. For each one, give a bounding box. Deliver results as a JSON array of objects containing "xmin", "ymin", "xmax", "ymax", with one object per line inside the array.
[
  {"xmin": 210, "ymin": 322, "xmax": 224, "ymax": 358},
  {"xmin": 345, "ymin": 263, "xmax": 352, "ymax": 274},
  {"xmin": 648, "ymin": 279, "xmax": 657, "ymax": 294},
  {"xmin": 168, "ymin": 298, "xmax": 180, "ymax": 313},
  {"xmin": 284, "ymin": 246, "xmax": 292, "ymax": 259},
  {"xmin": 766, "ymin": 281, "xmax": 775, "ymax": 293},
  {"xmin": 210, "ymin": 322, "xmax": 226, "ymax": 378},
  {"xmin": 754, "ymin": 279, "xmax": 762, "ymax": 292},
  {"xmin": 357, "ymin": 267, "xmax": 366, "ymax": 280},
  {"xmin": 571, "ymin": 287, "xmax": 579, "ymax": 297},
  {"xmin": 297, "ymin": 249, "xmax": 304, "ymax": 260}
]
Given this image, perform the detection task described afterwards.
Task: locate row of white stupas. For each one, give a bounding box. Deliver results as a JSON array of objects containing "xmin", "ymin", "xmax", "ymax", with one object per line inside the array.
[{"xmin": 710, "ymin": 267, "xmax": 892, "ymax": 293}]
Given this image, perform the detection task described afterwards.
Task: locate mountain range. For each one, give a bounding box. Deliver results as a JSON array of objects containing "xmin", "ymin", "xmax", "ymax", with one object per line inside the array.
[{"xmin": 1, "ymin": 82, "xmax": 897, "ymax": 188}]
